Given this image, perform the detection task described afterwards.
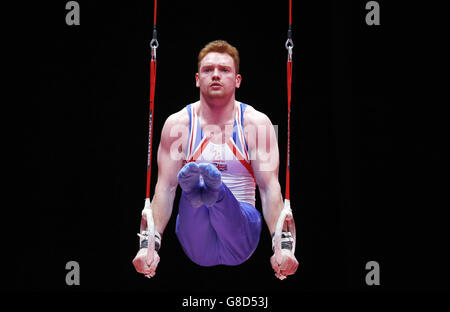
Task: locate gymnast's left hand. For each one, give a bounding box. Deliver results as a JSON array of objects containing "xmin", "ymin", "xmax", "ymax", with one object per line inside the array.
[
  {"xmin": 133, "ymin": 248, "xmax": 160, "ymax": 278},
  {"xmin": 270, "ymin": 249, "xmax": 299, "ymax": 279}
]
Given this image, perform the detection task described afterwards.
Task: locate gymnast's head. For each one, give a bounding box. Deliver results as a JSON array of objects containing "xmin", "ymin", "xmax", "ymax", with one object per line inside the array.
[{"xmin": 197, "ymin": 40, "xmax": 240, "ymax": 75}]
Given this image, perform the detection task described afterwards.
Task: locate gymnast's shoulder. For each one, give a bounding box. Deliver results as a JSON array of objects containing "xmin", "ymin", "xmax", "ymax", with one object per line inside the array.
[
  {"xmin": 162, "ymin": 105, "xmax": 190, "ymax": 129},
  {"xmin": 242, "ymin": 103, "xmax": 274, "ymax": 128}
]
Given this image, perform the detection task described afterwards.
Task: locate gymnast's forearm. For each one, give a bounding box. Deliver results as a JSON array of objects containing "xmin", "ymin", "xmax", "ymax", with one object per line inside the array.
[
  {"xmin": 151, "ymin": 182, "xmax": 177, "ymax": 236},
  {"xmin": 259, "ymin": 180, "xmax": 284, "ymax": 236}
]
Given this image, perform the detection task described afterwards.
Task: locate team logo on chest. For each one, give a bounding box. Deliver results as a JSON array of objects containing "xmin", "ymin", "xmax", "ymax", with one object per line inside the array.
[
  {"xmin": 213, "ymin": 161, "xmax": 228, "ymax": 172},
  {"xmin": 210, "ymin": 145, "xmax": 228, "ymax": 171}
]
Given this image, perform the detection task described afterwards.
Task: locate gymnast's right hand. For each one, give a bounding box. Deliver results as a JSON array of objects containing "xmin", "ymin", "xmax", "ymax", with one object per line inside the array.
[{"xmin": 132, "ymin": 248, "xmax": 160, "ymax": 278}]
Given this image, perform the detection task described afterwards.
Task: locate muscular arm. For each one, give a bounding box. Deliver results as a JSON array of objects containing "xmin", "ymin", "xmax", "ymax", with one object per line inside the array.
[
  {"xmin": 150, "ymin": 111, "xmax": 188, "ymax": 236},
  {"xmin": 246, "ymin": 107, "xmax": 298, "ymax": 278},
  {"xmin": 133, "ymin": 109, "xmax": 188, "ymax": 277},
  {"xmin": 246, "ymin": 109, "xmax": 284, "ymax": 235}
]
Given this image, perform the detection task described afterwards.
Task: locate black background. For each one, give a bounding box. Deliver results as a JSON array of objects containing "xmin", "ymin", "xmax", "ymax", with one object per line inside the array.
[{"xmin": 12, "ymin": 0, "xmax": 447, "ymax": 304}]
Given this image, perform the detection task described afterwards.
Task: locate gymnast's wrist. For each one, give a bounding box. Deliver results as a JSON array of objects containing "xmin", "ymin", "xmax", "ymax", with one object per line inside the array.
[
  {"xmin": 138, "ymin": 231, "xmax": 162, "ymax": 251},
  {"xmin": 271, "ymin": 231, "xmax": 294, "ymax": 252}
]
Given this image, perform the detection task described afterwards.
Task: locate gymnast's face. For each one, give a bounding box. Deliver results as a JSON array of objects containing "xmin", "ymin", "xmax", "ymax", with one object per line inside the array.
[{"xmin": 196, "ymin": 52, "xmax": 242, "ymax": 99}]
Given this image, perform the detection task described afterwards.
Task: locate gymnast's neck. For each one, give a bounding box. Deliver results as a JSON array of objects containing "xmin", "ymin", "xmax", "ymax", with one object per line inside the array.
[{"xmin": 196, "ymin": 95, "xmax": 237, "ymax": 126}]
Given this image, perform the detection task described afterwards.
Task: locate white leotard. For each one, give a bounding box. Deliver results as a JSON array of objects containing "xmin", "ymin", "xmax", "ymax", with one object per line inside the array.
[{"xmin": 185, "ymin": 102, "xmax": 256, "ymax": 206}]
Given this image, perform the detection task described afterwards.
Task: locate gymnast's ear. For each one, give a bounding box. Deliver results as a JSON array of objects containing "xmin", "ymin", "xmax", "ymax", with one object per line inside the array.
[
  {"xmin": 235, "ymin": 74, "xmax": 242, "ymax": 88},
  {"xmin": 195, "ymin": 73, "xmax": 200, "ymax": 87}
]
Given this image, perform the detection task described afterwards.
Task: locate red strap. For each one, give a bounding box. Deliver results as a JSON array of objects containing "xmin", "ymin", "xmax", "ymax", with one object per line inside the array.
[
  {"xmin": 285, "ymin": 0, "xmax": 293, "ymax": 201},
  {"xmin": 153, "ymin": 0, "xmax": 157, "ymax": 25},
  {"xmin": 146, "ymin": 58, "xmax": 157, "ymax": 199},
  {"xmin": 289, "ymin": 0, "xmax": 292, "ymax": 26},
  {"xmin": 146, "ymin": 1, "xmax": 158, "ymax": 199},
  {"xmin": 285, "ymin": 60, "xmax": 292, "ymax": 200}
]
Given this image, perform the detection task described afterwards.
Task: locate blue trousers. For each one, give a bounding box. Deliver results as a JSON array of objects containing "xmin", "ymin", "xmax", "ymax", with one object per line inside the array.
[{"xmin": 175, "ymin": 183, "xmax": 262, "ymax": 266}]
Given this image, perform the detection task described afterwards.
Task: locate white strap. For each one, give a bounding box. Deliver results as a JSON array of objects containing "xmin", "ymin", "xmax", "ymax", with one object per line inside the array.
[
  {"xmin": 140, "ymin": 198, "xmax": 155, "ymax": 264},
  {"xmin": 273, "ymin": 199, "xmax": 296, "ymax": 279}
]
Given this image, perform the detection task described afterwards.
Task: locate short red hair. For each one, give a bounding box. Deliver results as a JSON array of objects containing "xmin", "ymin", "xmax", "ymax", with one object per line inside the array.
[{"xmin": 198, "ymin": 40, "xmax": 240, "ymax": 74}]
